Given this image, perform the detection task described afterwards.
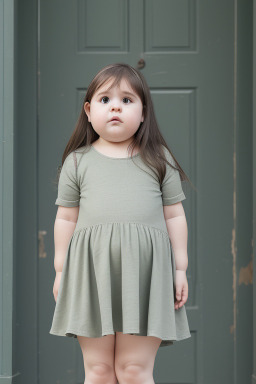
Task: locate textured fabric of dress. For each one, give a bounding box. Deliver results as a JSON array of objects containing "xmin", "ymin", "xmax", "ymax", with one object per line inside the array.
[{"xmin": 49, "ymin": 144, "xmax": 191, "ymax": 347}]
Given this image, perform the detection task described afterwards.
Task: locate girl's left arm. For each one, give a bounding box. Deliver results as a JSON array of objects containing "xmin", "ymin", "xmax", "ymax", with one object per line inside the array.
[{"xmin": 163, "ymin": 202, "xmax": 188, "ymax": 272}]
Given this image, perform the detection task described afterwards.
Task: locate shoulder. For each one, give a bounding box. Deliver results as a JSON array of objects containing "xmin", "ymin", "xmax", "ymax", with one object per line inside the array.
[
  {"xmin": 64, "ymin": 145, "xmax": 90, "ymax": 170},
  {"xmin": 61, "ymin": 152, "xmax": 74, "ymax": 168},
  {"xmin": 74, "ymin": 145, "xmax": 88, "ymax": 154},
  {"xmin": 161, "ymin": 145, "xmax": 176, "ymax": 166},
  {"xmin": 65, "ymin": 151, "xmax": 77, "ymax": 165},
  {"xmin": 74, "ymin": 145, "xmax": 91, "ymax": 159},
  {"xmin": 61, "ymin": 152, "xmax": 79, "ymax": 175},
  {"xmin": 59, "ymin": 153, "xmax": 77, "ymax": 182}
]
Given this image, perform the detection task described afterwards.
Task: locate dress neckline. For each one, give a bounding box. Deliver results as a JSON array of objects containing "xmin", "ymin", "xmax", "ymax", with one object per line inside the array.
[{"xmin": 90, "ymin": 144, "xmax": 140, "ymax": 160}]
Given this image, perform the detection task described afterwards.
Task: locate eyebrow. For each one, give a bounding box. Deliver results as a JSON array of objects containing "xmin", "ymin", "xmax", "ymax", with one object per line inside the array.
[{"xmin": 96, "ymin": 90, "xmax": 137, "ymax": 98}]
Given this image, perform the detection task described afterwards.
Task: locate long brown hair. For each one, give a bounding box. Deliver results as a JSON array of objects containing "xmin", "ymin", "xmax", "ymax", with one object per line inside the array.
[{"xmin": 58, "ymin": 62, "xmax": 194, "ymax": 189}]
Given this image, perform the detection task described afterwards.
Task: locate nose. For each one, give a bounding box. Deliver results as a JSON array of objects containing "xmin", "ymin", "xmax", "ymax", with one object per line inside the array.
[{"xmin": 110, "ymin": 100, "xmax": 121, "ymax": 112}]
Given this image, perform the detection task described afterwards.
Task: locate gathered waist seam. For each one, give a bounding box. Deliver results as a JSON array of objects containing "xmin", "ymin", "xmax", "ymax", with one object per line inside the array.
[{"xmin": 73, "ymin": 222, "xmax": 170, "ymax": 239}]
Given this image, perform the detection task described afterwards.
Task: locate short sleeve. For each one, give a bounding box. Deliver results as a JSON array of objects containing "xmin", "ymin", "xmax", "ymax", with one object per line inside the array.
[
  {"xmin": 161, "ymin": 147, "xmax": 186, "ymax": 206},
  {"xmin": 55, "ymin": 152, "xmax": 80, "ymax": 207}
]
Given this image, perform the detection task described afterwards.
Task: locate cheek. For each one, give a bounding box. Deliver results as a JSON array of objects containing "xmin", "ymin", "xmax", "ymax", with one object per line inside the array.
[
  {"xmin": 127, "ymin": 105, "xmax": 143, "ymax": 122},
  {"xmin": 91, "ymin": 105, "xmax": 105, "ymax": 120}
]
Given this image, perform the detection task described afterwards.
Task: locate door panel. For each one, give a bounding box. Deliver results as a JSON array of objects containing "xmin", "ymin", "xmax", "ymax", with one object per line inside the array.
[{"xmin": 39, "ymin": 1, "xmax": 234, "ymax": 383}]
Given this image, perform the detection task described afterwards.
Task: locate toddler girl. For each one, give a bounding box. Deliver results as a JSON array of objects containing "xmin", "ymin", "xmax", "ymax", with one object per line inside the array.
[{"xmin": 50, "ymin": 63, "xmax": 192, "ymax": 384}]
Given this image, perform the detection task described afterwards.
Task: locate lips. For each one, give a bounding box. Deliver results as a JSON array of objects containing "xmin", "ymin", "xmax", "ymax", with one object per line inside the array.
[{"xmin": 109, "ymin": 116, "xmax": 122, "ymax": 122}]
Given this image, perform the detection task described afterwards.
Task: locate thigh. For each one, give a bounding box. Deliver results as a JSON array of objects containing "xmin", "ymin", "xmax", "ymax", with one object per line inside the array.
[
  {"xmin": 114, "ymin": 332, "xmax": 161, "ymax": 374},
  {"xmin": 77, "ymin": 334, "xmax": 116, "ymax": 373}
]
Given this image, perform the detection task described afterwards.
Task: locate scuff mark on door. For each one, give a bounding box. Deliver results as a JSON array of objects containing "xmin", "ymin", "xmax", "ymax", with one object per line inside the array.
[{"xmin": 239, "ymin": 257, "xmax": 253, "ymax": 285}]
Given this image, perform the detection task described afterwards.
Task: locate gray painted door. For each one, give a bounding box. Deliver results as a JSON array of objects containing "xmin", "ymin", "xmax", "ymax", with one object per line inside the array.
[{"xmin": 40, "ymin": 1, "xmax": 234, "ymax": 383}]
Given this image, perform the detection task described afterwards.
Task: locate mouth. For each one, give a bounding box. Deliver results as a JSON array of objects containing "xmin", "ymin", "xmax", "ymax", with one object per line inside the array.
[{"xmin": 109, "ymin": 117, "xmax": 122, "ymax": 122}]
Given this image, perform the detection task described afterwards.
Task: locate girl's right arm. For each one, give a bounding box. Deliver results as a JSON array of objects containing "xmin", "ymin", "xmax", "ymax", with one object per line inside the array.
[{"xmin": 53, "ymin": 205, "xmax": 79, "ymax": 301}]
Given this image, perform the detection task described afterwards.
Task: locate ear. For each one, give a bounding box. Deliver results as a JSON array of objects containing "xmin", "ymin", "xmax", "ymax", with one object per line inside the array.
[{"xmin": 84, "ymin": 102, "xmax": 91, "ymax": 122}]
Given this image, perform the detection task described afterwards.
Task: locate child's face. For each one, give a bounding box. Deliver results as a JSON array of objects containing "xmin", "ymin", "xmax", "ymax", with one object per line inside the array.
[{"xmin": 84, "ymin": 78, "xmax": 144, "ymax": 143}]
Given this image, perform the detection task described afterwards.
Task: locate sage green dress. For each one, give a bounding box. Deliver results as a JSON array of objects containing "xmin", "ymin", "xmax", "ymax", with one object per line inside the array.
[{"xmin": 49, "ymin": 144, "xmax": 191, "ymax": 347}]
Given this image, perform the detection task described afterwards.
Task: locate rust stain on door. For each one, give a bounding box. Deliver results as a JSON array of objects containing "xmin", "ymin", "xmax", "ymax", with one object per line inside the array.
[{"xmin": 239, "ymin": 258, "xmax": 253, "ymax": 285}]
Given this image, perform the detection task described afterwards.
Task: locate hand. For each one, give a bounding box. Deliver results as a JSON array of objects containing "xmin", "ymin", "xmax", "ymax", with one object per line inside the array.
[
  {"xmin": 174, "ymin": 270, "xmax": 188, "ymax": 310},
  {"xmin": 53, "ymin": 271, "xmax": 62, "ymax": 303}
]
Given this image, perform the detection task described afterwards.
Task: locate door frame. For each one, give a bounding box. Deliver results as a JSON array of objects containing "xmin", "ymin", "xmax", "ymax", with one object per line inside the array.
[
  {"xmin": 0, "ymin": 0, "xmax": 15, "ymax": 382},
  {"xmin": 252, "ymin": 0, "xmax": 256, "ymax": 382}
]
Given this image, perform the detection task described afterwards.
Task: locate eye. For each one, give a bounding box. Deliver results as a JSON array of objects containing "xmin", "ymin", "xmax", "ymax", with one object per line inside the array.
[
  {"xmin": 123, "ymin": 97, "xmax": 132, "ymax": 104},
  {"xmin": 100, "ymin": 96, "xmax": 109, "ymax": 104}
]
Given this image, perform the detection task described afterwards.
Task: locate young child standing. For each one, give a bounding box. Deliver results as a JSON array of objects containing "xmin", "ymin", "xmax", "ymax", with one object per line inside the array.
[{"xmin": 50, "ymin": 63, "xmax": 191, "ymax": 384}]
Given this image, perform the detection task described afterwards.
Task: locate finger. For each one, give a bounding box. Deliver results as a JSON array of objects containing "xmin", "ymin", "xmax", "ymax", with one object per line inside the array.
[
  {"xmin": 180, "ymin": 286, "xmax": 187, "ymax": 300},
  {"xmin": 181, "ymin": 292, "xmax": 187, "ymax": 302},
  {"xmin": 176, "ymin": 289, "xmax": 182, "ymax": 301},
  {"xmin": 179, "ymin": 297, "xmax": 187, "ymax": 307},
  {"xmin": 175, "ymin": 297, "xmax": 181, "ymax": 305}
]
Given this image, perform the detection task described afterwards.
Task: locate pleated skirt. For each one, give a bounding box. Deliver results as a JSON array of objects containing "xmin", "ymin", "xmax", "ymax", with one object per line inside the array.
[{"xmin": 49, "ymin": 222, "xmax": 191, "ymax": 347}]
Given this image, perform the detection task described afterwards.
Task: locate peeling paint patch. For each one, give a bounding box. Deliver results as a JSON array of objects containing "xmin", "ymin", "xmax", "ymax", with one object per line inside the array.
[{"xmin": 238, "ymin": 259, "xmax": 253, "ymax": 285}]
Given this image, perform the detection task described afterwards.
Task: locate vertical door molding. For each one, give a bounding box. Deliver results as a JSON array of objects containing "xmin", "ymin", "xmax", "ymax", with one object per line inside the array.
[{"xmin": 0, "ymin": 0, "xmax": 14, "ymax": 382}]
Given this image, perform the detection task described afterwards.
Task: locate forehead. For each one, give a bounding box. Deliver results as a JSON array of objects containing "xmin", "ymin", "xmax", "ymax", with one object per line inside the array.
[{"xmin": 95, "ymin": 77, "xmax": 136, "ymax": 95}]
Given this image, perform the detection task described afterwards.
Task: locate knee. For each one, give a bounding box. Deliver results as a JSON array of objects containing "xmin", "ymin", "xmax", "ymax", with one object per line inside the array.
[
  {"xmin": 115, "ymin": 361, "xmax": 149, "ymax": 384},
  {"xmin": 86, "ymin": 362, "xmax": 116, "ymax": 384}
]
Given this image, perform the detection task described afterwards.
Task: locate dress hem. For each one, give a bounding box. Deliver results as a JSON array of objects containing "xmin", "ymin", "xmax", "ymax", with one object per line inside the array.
[{"xmin": 49, "ymin": 328, "xmax": 191, "ymax": 343}]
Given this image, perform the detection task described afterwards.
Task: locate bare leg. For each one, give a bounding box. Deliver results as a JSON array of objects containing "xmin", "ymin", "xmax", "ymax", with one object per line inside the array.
[
  {"xmin": 114, "ymin": 332, "xmax": 162, "ymax": 384},
  {"xmin": 77, "ymin": 334, "xmax": 118, "ymax": 384}
]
